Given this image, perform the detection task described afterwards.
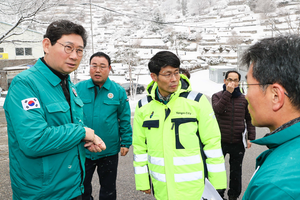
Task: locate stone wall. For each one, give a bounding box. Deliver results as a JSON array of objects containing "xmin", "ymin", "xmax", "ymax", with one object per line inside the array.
[{"xmin": 0, "ymin": 59, "xmax": 36, "ymax": 70}]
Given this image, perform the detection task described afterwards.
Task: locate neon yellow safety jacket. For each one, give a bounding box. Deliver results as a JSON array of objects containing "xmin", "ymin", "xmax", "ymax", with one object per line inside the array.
[{"xmin": 133, "ymin": 75, "xmax": 227, "ymax": 200}]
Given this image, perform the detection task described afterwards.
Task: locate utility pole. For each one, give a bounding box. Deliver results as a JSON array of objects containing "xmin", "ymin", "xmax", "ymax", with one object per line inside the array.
[{"xmin": 89, "ymin": 0, "xmax": 94, "ymax": 54}]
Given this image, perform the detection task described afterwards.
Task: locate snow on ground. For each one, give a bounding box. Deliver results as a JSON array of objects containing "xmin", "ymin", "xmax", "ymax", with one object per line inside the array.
[{"xmin": 0, "ymin": 70, "xmax": 223, "ymax": 112}]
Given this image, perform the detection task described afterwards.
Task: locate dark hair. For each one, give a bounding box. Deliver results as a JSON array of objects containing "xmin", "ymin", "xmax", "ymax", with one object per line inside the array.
[
  {"xmin": 89, "ymin": 52, "xmax": 111, "ymax": 66},
  {"xmin": 44, "ymin": 20, "xmax": 88, "ymax": 47},
  {"xmin": 241, "ymin": 35, "xmax": 300, "ymax": 110},
  {"xmin": 148, "ymin": 51, "xmax": 180, "ymax": 75},
  {"xmin": 225, "ymin": 70, "xmax": 241, "ymax": 81},
  {"xmin": 179, "ymin": 68, "xmax": 190, "ymax": 79}
]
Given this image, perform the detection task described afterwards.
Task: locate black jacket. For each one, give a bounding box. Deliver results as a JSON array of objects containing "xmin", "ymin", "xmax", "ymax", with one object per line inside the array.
[{"xmin": 212, "ymin": 89, "xmax": 256, "ymax": 144}]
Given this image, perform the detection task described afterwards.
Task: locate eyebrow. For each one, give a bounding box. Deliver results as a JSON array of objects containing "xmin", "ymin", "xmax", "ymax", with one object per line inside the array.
[
  {"xmin": 65, "ymin": 41, "xmax": 84, "ymax": 49},
  {"xmin": 161, "ymin": 69, "xmax": 179, "ymax": 73}
]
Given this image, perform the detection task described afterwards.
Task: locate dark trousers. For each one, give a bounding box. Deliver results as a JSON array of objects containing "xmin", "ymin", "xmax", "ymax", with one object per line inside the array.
[
  {"xmin": 221, "ymin": 142, "xmax": 245, "ymax": 198},
  {"xmin": 83, "ymin": 154, "xmax": 119, "ymax": 200},
  {"xmin": 71, "ymin": 195, "xmax": 82, "ymax": 200}
]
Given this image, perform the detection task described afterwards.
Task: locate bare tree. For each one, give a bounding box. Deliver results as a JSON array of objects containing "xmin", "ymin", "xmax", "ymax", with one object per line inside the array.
[
  {"xmin": 227, "ymin": 31, "xmax": 245, "ymax": 52},
  {"xmin": 260, "ymin": 6, "xmax": 300, "ymax": 36},
  {"xmin": 114, "ymin": 47, "xmax": 140, "ymax": 99},
  {"xmin": 0, "ymin": 0, "xmax": 58, "ymax": 44}
]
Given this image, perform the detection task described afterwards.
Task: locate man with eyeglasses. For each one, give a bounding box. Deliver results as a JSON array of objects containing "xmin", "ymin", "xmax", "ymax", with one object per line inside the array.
[
  {"xmin": 241, "ymin": 35, "xmax": 300, "ymax": 200},
  {"xmin": 76, "ymin": 52, "xmax": 132, "ymax": 200},
  {"xmin": 212, "ymin": 71, "xmax": 256, "ymax": 200},
  {"xmin": 133, "ymin": 51, "xmax": 226, "ymax": 200},
  {"xmin": 3, "ymin": 20, "xmax": 106, "ymax": 200}
]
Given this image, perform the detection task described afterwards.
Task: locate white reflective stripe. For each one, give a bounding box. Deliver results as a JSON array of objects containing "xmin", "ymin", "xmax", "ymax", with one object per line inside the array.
[
  {"xmin": 174, "ymin": 171, "xmax": 202, "ymax": 182},
  {"xmin": 150, "ymin": 170, "xmax": 166, "ymax": 182},
  {"xmin": 134, "ymin": 154, "xmax": 148, "ymax": 162},
  {"xmin": 187, "ymin": 91, "xmax": 198, "ymax": 100},
  {"xmin": 148, "ymin": 155, "xmax": 165, "ymax": 166},
  {"xmin": 141, "ymin": 96, "xmax": 149, "ymax": 107},
  {"xmin": 134, "ymin": 166, "xmax": 148, "ymax": 174},
  {"xmin": 204, "ymin": 149, "xmax": 223, "ymax": 158},
  {"xmin": 207, "ymin": 163, "xmax": 226, "ymax": 173},
  {"xmin": 173, "ymin": 155, "xmax": 201, "ymax": 166}
]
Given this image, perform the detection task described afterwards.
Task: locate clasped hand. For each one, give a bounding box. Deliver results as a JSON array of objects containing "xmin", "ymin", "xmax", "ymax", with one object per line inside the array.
[{"xmin": 83, "ymin": 127, "xmax": 106, "ymax": 153}]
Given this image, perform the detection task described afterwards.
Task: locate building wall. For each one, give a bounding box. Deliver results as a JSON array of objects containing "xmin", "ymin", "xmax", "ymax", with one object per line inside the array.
[{"xmin": 0, "ymin": 22, "xmax": 44, "ymax": 61}]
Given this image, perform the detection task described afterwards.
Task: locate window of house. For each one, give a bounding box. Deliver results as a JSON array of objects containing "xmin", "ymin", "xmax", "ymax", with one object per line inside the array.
[
  {"xmin": 16, "ymin": 48, "xmax": 32, "ymax": 56},
  {"xmin": 0, "ymin": 48, "xmax": 4, "ymax": 53},
  {"xmin": 25, "ymin": 48, "xmax": 32, "ymax": 55},
  {"xmin": 16, "ymin": 48, "xmax": 24, "ymax": 56}
]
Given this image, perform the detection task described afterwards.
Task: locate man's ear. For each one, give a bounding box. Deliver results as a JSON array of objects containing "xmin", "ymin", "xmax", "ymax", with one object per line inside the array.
[
  {"xmin": 271, "ymin": 83, "xmax": 285, "ymax": 112},
  {"xmin": 150, "ymin": 73, "xmax": 157, "ymax": 82},
  {"xmin": 42, "ymin": 38, "xmax": 51, "ymax": 54}
]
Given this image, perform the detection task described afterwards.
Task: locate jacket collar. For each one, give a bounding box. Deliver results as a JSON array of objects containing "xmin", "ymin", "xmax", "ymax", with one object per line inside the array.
[
  {"xmin": 252, "ymin": 118, "xmax": 300, "ymax": 149},
  {"xmin": 146, "ymin": 74, "xmax": 191, "ymax": 102},
  {"xmin": 36, "ymin": 58, "xmax": 68, "ymax": 87},
  {"xmin": 86, "ymin": 77, "xmax": 112, "ymax": 90}
]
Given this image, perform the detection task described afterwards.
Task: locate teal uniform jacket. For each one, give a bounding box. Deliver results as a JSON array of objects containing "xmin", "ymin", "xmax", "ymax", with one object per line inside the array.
[
  {"xmin": 76, "ymin": 78, "xmax": 132, "ymax": 160},
  {"xmin": 243, "ymin": 120, "xmax": 300, "ymax": 200},
  {"xmin": 4, "ymin": 59, "xmax": 86, "ymax": 200}
]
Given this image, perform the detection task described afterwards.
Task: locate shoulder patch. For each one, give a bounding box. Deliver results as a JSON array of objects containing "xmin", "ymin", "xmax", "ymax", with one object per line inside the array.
[
  {"xmin": 22, "ymin": 98, "xmax": 41, "ymax": 111},
  {"xmin": 138, "ymin": 96, "xmax": 153, "ymax": 108},
  {"xmin": 179, "ymin": 91, "xmax": 203, "ymax": 102}
]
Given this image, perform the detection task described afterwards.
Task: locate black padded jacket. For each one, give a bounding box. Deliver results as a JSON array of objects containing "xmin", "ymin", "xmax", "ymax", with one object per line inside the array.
[{"xmin": 212, "ymin": 90, "xmax": 256, "ymax": 144}]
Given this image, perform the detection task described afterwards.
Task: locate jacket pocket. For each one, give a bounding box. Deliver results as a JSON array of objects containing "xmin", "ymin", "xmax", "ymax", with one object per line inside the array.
[
  {"xmin": 81, "ymin": 98, "xmax": 92, "ymax": 104},
  {"xmin": 103, "ymin": 100, "xmax": 120, "ymax": 106},
  {"xmin": 142, "ymin": 120, "xmax": 159, "ymax": 130},
  {"xmin": 45, "ymin": 102, "xmax": 70, "ymax": 113},
  {"xmin": 74, "ymin": 97, "xmax": 84, "ymax": 107}
]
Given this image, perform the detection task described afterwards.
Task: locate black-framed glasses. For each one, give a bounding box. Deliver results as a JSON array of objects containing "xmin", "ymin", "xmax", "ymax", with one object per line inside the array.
[
  {"xmin": 159, "ymin": 71, "xmax": 180, "ymax": 79},
  {"xmin": 239, "ymin": 81, "xmax": 290, "ymax": 97},
  {"xmin": 57, "ymin": 42, "xmax": 84, "ymax": 57}
]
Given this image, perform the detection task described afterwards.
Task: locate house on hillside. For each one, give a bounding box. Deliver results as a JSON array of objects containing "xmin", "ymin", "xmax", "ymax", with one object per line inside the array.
[{"xmin": 0, "ymin": 21, "xmax": 44, "ymax": 69}]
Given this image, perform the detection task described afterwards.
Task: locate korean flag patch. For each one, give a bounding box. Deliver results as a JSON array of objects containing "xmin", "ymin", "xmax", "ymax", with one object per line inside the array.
[{"xmin": 22, "ymin": 98, "xmax": 41, "ymax": 111}]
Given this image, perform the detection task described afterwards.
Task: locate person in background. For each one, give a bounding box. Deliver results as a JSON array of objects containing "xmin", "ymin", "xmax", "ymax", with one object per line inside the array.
[
  {"xmin": 4, "ymin": 20, "xmax": 106, "ymax": 200},
  {"xmin": 76, "ymin": 52, "xmax": 132, "ymax": 200},
  {"xmin": 133, "ymin": 51, "xmax": 226, "ymax": 200},
  {"xmin": 179, "ymin": 68, "xmax": 190, "ymax": 79},
  {"xmin": 241, "ymin": 35, "xmax": 300, "ymax": 200},
  {"xmin": 212, "ymin": 70, "xmax": 256, "ymax": 200}
]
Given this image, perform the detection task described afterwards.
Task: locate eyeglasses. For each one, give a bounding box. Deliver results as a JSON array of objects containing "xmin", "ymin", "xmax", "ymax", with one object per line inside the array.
[
  {"xmin": 239, "ymin": 81, "xmax": 290, "ymax": 97},
  {"xmin": 239, "ymin": 82, "xmax": 270, "ymax": 95},
  {"xmin": 159, "ymin": 71, "xmax": 180, "ymax": 79},
  {"xmin": 89, "ymin": 65, "xmax": 108, "ymax": 70},
  {"xmin": 226, "ymin": 78, "xmax": 239, "ymax": 83},
  {"xmin": 57, "ymin": 42, "xmax": 84, "ymax": 57}
]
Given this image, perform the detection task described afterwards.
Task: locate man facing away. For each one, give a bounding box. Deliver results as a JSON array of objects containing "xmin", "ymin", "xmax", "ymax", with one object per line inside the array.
[
  {"xmin": 4, "ymin": 20, "xmax": 106, "ymax": 200},
  {"xmin": 212, "ymin": 70, "xmax": 256, "ymax": 200},
  {"xmin": 133, "ymin": 51, "xmax": 227, "ymax": 200},
  {"xmin": 241, "ymin": 35, "xmax": 300, "ymax": 200},
  {"xmin": 76, "ymin": 52, "xmax": 132, "ymax": 200}
]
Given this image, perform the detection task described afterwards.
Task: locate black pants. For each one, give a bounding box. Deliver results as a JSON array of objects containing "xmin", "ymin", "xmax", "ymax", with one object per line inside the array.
[
  {"xmin": 71, "ymin": 195, "xmax": 82, "ymax": 200},
  {"xmin": 83, "ymin": 154, "xmax": 119, "ymax": 200},
  {"xmin": 221, "ymin": 142, "xmax": 245, "ymax": 198}
]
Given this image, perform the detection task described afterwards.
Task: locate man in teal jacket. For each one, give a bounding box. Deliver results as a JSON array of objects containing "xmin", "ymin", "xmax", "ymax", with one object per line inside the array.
[
  {"xmin": 76, "ymin": 52, "xmax": 132, "ymax": 200},
  {"xmin": 4, "ymin": 20, "xmax": 106, "ymax": 200},
  {"xmin": 240, "ymin": 35, "xmax": 300, "ymax": 200}
]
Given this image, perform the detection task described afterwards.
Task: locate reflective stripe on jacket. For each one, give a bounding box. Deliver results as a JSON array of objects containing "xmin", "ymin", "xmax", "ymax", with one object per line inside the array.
[
  {"xmin": 133, "ymin": 75, "xmax": 226, "ymax": 200},
  {"xmin": 4, "ymin": 59, "xmax": 86, "ymax": 200}
]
